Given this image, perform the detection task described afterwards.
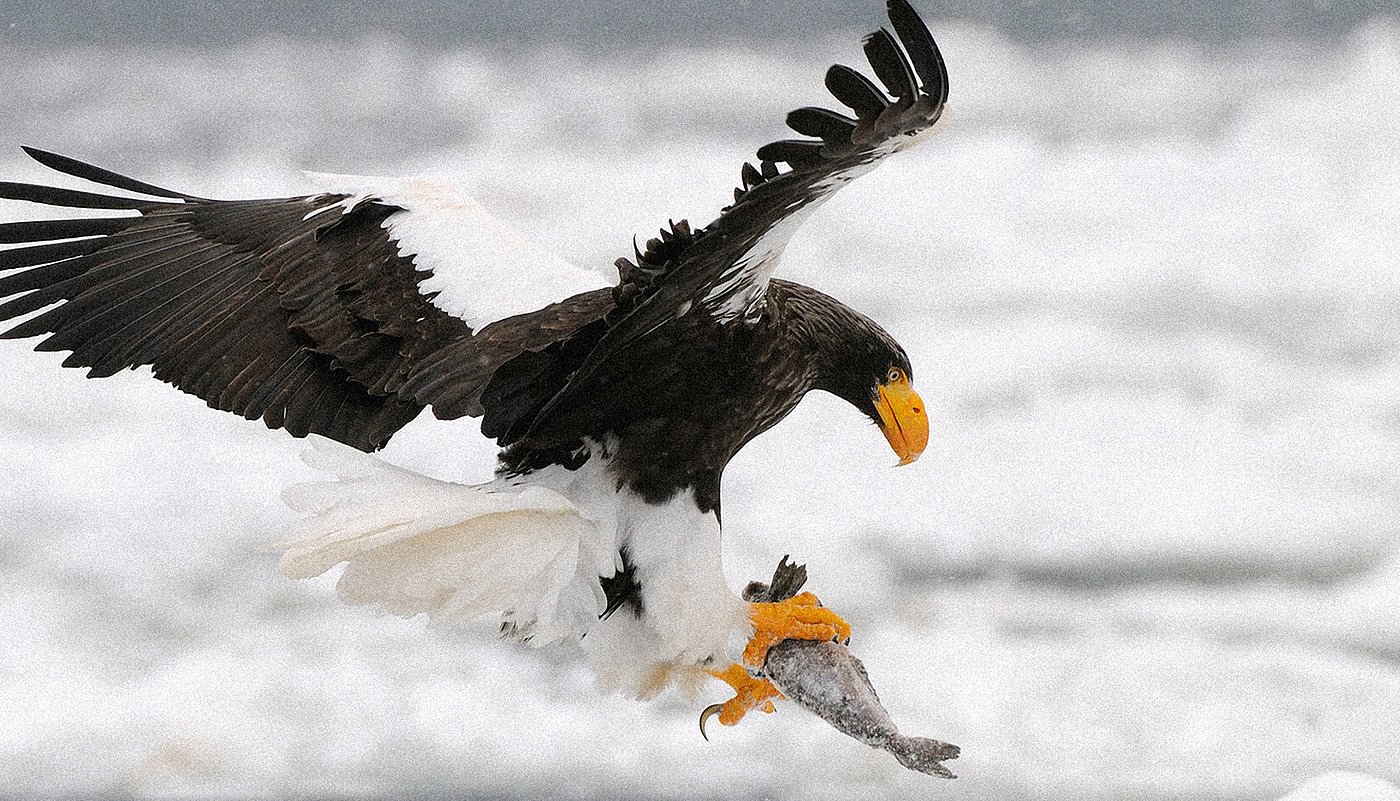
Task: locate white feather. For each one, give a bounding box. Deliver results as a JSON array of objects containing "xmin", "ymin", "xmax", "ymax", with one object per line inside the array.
[
  {"xmin": 269, "ymin": 438, "xmax": 750, "ymax": 700},
  {"xmin": 701, "ymin": 199, "xmax": 815, "ymax": 323},
  {"xmin": 303, "ymin": 173, "xmax": 609, "ymax": 330},
  {"xmin": 582, "ymin": 489, "xmax": 747, "ymax": 699},
  {"xmin": 269, "ymin": 438, "xmax": 620, "ymax": 645}
]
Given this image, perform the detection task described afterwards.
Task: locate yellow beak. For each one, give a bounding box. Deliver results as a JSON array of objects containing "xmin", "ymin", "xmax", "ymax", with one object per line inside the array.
[{"xmin": 875, "ymin": 378, "xmax": 928, "ymax": 466}]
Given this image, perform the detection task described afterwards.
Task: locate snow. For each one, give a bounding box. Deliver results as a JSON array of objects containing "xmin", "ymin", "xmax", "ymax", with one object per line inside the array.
[
  {"xmin": 1280, "ymin": 773, "xmax": 1400, "ymax": 801},
  {"xmin": 2, "ymin": 18, "xmax": 1400, "ymax": 800}
]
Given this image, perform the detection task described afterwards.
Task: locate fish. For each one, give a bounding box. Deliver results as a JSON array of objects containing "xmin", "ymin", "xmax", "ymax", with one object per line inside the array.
[
  {"xmin": 737, "ymin": 556, "xmax": 960, "ymax": 778},
  {"xmin": 761, "ymin": 637, "xmax": 960, "ymax": 778}
]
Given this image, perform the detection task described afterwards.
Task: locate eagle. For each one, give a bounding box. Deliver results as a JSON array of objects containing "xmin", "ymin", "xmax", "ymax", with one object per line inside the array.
[{"xmin": 0, "ymin": 0, "xmax": 945, "ymax": 730}]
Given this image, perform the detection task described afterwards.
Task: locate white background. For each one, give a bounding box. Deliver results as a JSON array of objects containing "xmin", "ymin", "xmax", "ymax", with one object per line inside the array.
[{"xmin": 1, "ymin": 12, "xmax": 1399, "ymax": 800}]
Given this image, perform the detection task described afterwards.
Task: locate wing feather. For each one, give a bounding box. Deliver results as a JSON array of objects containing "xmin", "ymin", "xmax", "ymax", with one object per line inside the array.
[
  {"xmin": 0, "ymin": 181, "xmax": 167, "ymax": 210},
  {"xmin": 863, "ymin": 28, "xmax": 918, "ymax": 100},
  {"xmin": 0, "ymin": 150, "xmax": 615, "ymax": 451},
  {"xmin": 0, "ymin": 250, "xmax": 96, "ymax": 294},
  {"xmin": 824, "ymin": 64, "xmax": 891, "ymax": 122},
  {"xmin": 754, "ymin": 139, "xmax": 828, "ymax": 168},
  {"xmin": 784, "ymin": 107, "xmax": 860, "ymax": 146},
  {"xmin": 627, "ymin": 0, "xmax": 946, "ymax": 326},
  {"xmin": 515, "ymin": 0, "xmax": 947, "ymax": 444},
  {"xmin": 888, "ymin": 0, "xmax": 949, "ymax": 104},
  {"xmin": 20, "ymin": 146, "xmax": 197, "ymax": 200},
  {"xmin": 0, "ymin": 217, "xmax": 134, "ymax": 244}
]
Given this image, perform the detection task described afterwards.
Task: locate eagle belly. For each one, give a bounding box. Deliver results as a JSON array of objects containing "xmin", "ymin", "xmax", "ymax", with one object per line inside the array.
[
  {"xmin": 270, "ymin": 438, "xmax": 746, "ymax": 699},
  {"xmin": 583, "ymin": 485, "xmax": 748, "ymax": 700}
]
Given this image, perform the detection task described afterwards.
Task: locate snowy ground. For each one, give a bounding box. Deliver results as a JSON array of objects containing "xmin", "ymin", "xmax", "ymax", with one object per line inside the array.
[{"xmin": 2, "ymin": 16, "xmax": 1400, "ymax": 800}]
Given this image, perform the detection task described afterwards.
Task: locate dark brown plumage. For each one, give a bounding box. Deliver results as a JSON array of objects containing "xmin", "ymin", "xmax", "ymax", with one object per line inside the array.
[
  {"xmin": 0, "ymin": 0, "xmax": 944, "ymax": 466},
  {"xmin": 0, "ymin": 0, "xmax": 946, "ymax": 639}
]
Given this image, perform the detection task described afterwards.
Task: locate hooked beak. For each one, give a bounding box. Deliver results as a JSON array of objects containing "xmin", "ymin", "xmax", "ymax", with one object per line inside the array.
[{"xmin": 875, "ymin": 379, "xmax": 928, "ymax": 466}]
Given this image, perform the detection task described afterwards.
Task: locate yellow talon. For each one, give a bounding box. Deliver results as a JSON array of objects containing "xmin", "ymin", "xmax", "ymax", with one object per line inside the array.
[
  {"xmin": 699, "ymin": 592, "xmax": 853, "ymax": 737},
  {"xmin": 742, "ymin": 591, "xmax": 851, "ymax": 668},
  {"xmin": 701, "ymin": 663, "xmax": 783, "ymax": 738}
]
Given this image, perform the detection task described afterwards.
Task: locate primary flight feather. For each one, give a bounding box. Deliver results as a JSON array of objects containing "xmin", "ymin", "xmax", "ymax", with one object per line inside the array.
[{"xmin": 0, "ymin": 0, "xmax": 945, "ymax": 726}]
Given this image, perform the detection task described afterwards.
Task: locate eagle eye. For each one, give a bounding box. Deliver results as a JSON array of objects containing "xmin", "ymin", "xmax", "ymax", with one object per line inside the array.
[{"xmin": 886, "ymin": 367, "xmax": 905, "ymax": 384}]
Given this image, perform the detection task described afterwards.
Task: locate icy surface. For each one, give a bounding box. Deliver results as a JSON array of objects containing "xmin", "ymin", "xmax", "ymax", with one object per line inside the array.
[
  {"xmin": 2, "ymin": 18, "xmax": 1400, "ymax": 800},
  {"xmin": 1279, "ymin": 772, "xmax": 1400, "ymax": 801}
]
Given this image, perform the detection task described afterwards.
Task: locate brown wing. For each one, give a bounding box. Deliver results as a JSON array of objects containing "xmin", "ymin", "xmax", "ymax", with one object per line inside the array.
[
  {"xmin": 515, "ymin": 0, "xmax": 947, "ymax": 444},
  {"xmin": 0, "ymin": 148, "xmax": 613, "ymax": 451}
]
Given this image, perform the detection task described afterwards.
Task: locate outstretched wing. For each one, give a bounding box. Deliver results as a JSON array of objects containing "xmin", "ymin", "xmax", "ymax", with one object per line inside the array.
[
  {"xmin": 509, "ymin": 0, "xmax": 946, "ymax": 445},
  {"xmin": 620, "ymin": 0, "xmax": 946, "ymax": 329},
  {"xmin": 0, "ymin": 148, "xmax": 611, "ymax": 451}
]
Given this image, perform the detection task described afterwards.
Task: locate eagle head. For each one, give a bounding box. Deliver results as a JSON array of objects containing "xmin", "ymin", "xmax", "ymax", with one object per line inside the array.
[
  {"xmin": 782, "ymin": 282, "xmax": 929, "ymax": 466},
  {"xmin": 825, "ymin": 344, "xmax": 927, "ymax": 466}
]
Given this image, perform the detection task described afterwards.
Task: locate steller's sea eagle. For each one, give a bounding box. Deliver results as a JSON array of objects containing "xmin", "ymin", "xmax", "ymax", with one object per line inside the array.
[{"xmin": 0, "ymin": 0, "xmax": 945, "ymax": 729}]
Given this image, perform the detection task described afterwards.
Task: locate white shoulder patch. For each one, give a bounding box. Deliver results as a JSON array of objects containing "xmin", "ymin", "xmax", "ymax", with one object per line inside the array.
[{"xmin": 304, "ymin": 172, "xmax": 610, "ymax": 331}]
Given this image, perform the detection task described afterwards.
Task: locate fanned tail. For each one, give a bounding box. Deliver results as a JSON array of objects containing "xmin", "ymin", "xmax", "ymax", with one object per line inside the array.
[{"xmin": 269, "ymin": 438, "xmax": 609, "ymax": 645}]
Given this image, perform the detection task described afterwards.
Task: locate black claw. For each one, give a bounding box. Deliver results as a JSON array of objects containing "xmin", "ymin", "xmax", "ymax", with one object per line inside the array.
[{"xmin": 699, "ymin": 703, "xmax": 725, "ymax": 741}]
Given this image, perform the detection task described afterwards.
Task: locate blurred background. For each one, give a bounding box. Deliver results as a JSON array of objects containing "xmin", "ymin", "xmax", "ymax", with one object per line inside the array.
[{"xmin": 2, "ymin": 1, "xmax": 1399, "ymax": 799}]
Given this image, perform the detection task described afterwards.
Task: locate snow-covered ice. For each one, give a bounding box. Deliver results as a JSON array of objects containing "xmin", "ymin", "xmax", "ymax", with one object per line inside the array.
[
  {"xmin": 2, "ymin": 18, "xmax": 1399, "ymax": 800},
  {"xmin": 1280, "ymin": 772, "xmax": 1400, "ymax": 801}
]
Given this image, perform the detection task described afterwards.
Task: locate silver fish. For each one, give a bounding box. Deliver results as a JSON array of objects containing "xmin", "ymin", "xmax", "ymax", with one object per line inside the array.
[{"xmin": 739, "ymin": 557, "xmax": 960, "ymax": 779}]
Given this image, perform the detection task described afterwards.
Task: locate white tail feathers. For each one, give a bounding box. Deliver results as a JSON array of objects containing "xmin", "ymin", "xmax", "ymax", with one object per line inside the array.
[{"xmin": 267, "ymin": 439, "xmax": 607, "ymax": 645}]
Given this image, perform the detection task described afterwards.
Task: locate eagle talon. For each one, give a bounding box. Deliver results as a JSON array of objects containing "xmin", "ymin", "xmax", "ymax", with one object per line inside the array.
[
  {"xmin": 699, "ymin": 703, "xmax": 724, "ymax": 741},
  {"xmin": 703, "ymin": 663, "xmax": 784, "ymax": 737},
  {"xmin": 742, "ymin": 592, "xmax": 852, "ymax": 668},
  {"xmin": 701, "ymin": 592, "xmax": 853, "ymax": 737}
]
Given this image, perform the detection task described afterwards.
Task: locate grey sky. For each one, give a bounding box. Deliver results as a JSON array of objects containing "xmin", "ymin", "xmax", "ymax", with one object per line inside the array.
[{"xmin": 0, "ymin": 0, "xmax": 1390, "ymax": 46}]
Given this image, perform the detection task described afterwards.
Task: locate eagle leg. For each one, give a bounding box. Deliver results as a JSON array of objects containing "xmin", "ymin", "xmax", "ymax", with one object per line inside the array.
[
  {"xmin": 742, "ymin": 591, "xmax": 851, "ymax": 668},
  {"xmin": 701, "ymin": 663, "xmax": 783, "ymax": 738},
  {"xmin": 699, "ymin": 592, "xmax": 852, "ymax": 737}
]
